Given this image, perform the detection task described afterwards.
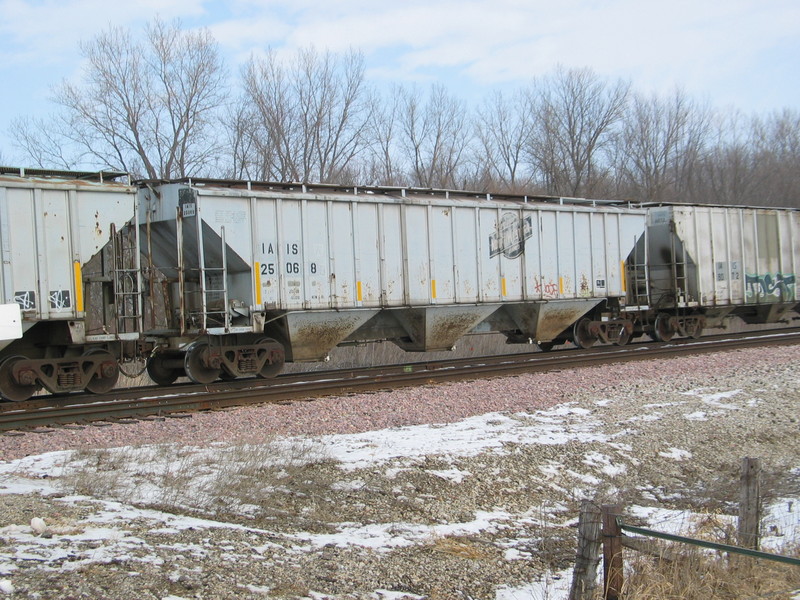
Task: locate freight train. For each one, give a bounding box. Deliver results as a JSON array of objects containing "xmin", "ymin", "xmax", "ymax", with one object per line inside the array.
[{"xmin": 0, "ymin": 167, "xmax": 797, "ymax": 401}]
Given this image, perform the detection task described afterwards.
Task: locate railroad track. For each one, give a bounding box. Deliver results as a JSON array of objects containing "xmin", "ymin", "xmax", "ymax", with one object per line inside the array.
[{"xmin": 2, "ymin": 328, "xmax": 799, "ymax": 432}]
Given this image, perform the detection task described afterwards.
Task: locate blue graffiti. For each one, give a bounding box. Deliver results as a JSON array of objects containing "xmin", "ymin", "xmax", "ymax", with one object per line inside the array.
[{"xmin": 745, "ymin": 273, "xmax": 796, "ymax": 300}]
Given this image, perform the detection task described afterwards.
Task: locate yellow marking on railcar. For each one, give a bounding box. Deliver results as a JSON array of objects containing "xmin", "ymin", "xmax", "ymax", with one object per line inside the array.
[
  {"xmin": 559, "ymin": 277, "xmax": 564, "ymax": 295},
  {"xmin": 73, "ymin": 261, "xmax": 83, "ymax": 312},
  {"xmin": 357, "ymin": 281, "xmax": 363, "ymax": 302},
  {"xmin": 501, "ymin": 278, "xmax": 507, "ymax": 297},
  {"xmin": 254, "ymin": 262, "xmax": 263, "ymax": 305},
  {"xmin": 620, "ymin": 261, "xmax": 627, "ymax": 293},
  {"xmin": 431, "ymin": 279, "xmax": 437, "ymax": 299}
]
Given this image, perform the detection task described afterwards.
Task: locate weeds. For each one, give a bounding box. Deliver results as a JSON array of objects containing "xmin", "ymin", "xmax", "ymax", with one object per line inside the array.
[
  {"xmin": 622, "ymin": 544, "xmax": 800, "ymax": 600},
  {"xmin": 58, "ymin": 439, "xmax": 340, "ymax": 527},
  {"xmin": 429, "ymin": 535, "xmax": 493, "ymax": 560},
  {"xmin": 619, "ymin": 512, "xmax": 800, "ymax": 600}
]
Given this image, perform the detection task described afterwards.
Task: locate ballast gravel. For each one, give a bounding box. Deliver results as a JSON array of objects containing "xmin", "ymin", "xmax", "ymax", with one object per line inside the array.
[
  {"xmin": 0, "ymin": 343, "xmax": 798, "ymax": 599},
  {"xmin": 1, "ymin": 344, "xmax": 797, "ymax": 461}
]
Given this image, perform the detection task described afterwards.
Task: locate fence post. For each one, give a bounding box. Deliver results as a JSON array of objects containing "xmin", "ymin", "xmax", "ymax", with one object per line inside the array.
[
  {"xmin": 738, "ymin": 457, "xmax": 761, "ymax": 550},
  {"xmin": 569, "ymin": 501, "xmax": 602, "ymax": 600},
  {"xmin": 602, "ymin": 504, "xmax": 624, "ymax": 600}
]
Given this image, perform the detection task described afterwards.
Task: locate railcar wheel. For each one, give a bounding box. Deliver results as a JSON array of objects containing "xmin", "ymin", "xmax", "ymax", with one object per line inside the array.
[
  {"xmin": 219, "ymin": 370, "xmax": 238, "ymax": 381},
  {"xmin": 0, "ymin": 356, "xmax": 41, "ymax": 402},
  {"xmin": 572, "ymin": 318, "xmax": 597, "ymax": 349},
  {"xmin": 615, "ymin": 327, "xmax": 631, "ymax": 346},
  {"xmin": 84, "ymin": 350, "xmax": 120, "ymax": 394},
  {"xmin": 184, "ymin": 343, "xmax": 221, "ymax": 385},
  {"xmin": 653, "ymin": 313, "xmax": 675, "ymax": 342},
  {"xmin": 690, "ymin": 321, "xmax": 703, "ymax": 339},
  {"xmin": 537, "ymin": 341, "xmax": 555, "ymax": 352},
  {"xmin": 146, "ymin": 354, "xmax": 181, "ymax": 386},
  {"xmin": 256, "ymin": 337, "xmax": 285, "ymax": 379}
]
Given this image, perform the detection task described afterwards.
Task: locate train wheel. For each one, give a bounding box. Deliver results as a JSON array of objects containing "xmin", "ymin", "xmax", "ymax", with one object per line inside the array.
[
  {"xmin": 256, "ymin": 338, "xmax": 285, "ymax": 379},
  {"xmin": 146, "ymin": 354, "xmax": 181, "ymax": 386},
  {"xmin": 572, "ymin": 318, "xmax": 597, "ymax": 349},
  {"xmin": 537, "ymin": 341, "xmax": 555, "ymax": 352},
  {"xmin": 615, "ymin": 326, "xmax": 632, "ymax": 346},
  {"xmin": 690, "ymin": 320, "xmax": 703, "ymax": 339},
  {"xmin": 84, "ymin": 350, "xmax": 120, "ymax": 394},
  {"xmin": 653, "ymin": 313, "xmax": 675, "ymax": 342},
  {"xmin": 0, "ymin": 356, "xmax": 40, "ymax": 402},
  {"xmin": 184, "ymin": 343, "xmax": 221, "ymax": 385},
  {"xmin": 219, "ymin": 370, "xmax": 238, "ymax": 381}
]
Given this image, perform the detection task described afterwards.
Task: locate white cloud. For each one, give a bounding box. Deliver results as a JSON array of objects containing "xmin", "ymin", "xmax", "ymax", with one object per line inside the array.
[
  {"xmin": 0, "ymin": 0, "xmax": 798, "ymax": 157},
  {"xmin": 0, "ymin": 0, "xmax": 207, "ymax": 65}
]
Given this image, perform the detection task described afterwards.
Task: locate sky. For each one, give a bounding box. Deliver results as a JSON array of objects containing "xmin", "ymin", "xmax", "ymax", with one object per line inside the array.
[{"xmin": 0, "ymin": 0, "xmax": 798, "ymax": 165}]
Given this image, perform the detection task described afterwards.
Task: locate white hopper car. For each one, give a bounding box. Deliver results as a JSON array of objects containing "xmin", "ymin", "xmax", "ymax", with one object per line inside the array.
[
  {"xmin": 626, "ymin": 203, "xmax": 800, "ymax": 341},
  {"xmin": 137, "ymin": 180, "xmax": 645, "ymax": 384}
]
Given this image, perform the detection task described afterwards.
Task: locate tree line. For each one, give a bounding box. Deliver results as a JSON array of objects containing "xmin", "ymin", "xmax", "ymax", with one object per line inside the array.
[{"xmin": 9, "ymin": 19, "xmax": 800, "ymax": 207}]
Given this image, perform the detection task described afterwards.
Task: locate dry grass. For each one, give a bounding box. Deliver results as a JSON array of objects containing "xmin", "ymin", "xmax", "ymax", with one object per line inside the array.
[
  {"xmin": 429, "ymin": 534, "xmax": 493, "ymax": 560},
  {"xmin": 621, "ymin": 546, "xmax": 800, "ymax": 599},
  {"xmin": 620, "ymin": 515, "xmax": 800, "ymax": 600}
]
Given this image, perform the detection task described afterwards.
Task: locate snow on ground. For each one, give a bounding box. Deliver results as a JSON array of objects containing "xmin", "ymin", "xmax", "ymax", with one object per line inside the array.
[{"xmin": 0, "ymin": 359, "xmax": 798, "ymax": 598}]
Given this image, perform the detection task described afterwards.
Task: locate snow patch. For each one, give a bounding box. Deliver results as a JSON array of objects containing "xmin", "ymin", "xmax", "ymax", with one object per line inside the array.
[{"xmin": 659, "ymin": 448, "xmax": 692, "ymax": 460}]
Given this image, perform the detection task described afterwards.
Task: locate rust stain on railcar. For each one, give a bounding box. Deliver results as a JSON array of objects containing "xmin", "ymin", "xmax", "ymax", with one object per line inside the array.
[
  {"xmin": 429, "ymin": 312, "xmax": 486, "ymax": 348},
  {"xmin": 536, "ymin": 306, "xmax": 590, "ymax": 341},
  {"xmin": 292, "ymin": 316, "xmax": 365, "ymax": 359}
]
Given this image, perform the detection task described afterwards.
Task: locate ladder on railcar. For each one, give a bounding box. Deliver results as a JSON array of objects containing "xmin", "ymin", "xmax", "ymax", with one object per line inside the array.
[
  {"xmin": 669, "ymin": 230, "xmax": 692, "ymax": 307},
  {"xmin": 626, "ymin": 232, "xmax": 651, "ymax": 307},
  {"xmin": 175, "ymin": 197, "xmax": 231, "ymax": 334},
  {"xmin": 196, "ymin": 226, "xmax": 230, "ymax": 332},
  {"xmin": 111, "ymin": 223, "xmax": 144, "ymax": 335}
]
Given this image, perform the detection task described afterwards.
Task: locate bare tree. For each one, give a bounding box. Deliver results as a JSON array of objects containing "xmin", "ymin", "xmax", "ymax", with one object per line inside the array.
[
  {"xmin": 474, "ymin": 90, "xmax": 533, "ymax": 191},
  {"xmin": 362, "ymin": 87, "xmax": 403, "ymax": 185},
  {"xmin": 9, "ymin": 116, "xmax": 75, "ymax": 169},
  {"xmin": 394, "ymin": 84, "xmax": 471, "ymax": 188},
  {"xmin": 524, "ymin": 66, "xmax": 630, "ymax": 197},
  {"xmin": 689, "ymin": 111, "xmax": 755, "ymax": 205},
  {"xmin": 616, "ymin": 89, "xmax": 710, "ymax": 202},
  {"xmin": 750, "ymin": 109, "xmax": 800, "ymax": 207},
  {"xmin": 12, "ymin": 19, "xmax": 227, "ymax": 179},
  {"xmin": 240, "ymin": 48, "xmax": 373, "ymax": 183}
]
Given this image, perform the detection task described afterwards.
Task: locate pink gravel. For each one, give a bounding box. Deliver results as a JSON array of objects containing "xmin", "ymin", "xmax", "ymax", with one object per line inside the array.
[{"xmin": 0, "ymin": 344, "xmax": 797, "ymax": 462}]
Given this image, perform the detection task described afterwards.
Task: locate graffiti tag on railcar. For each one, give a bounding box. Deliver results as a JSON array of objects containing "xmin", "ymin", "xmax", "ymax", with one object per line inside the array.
[
  {"xmin": 13, "ymin": 291, "xmax": 36, "ymax": 310},
  {"xmin": 48, "ymin": 289, "xmax": 71, "ymax": 310},
  {"xmin": 745, "ymin": 273, "xmax": 796, "ymax": 300},
  {"xmin": 489, "ymin": 213, "xmax": 533, "ymax": 259}
]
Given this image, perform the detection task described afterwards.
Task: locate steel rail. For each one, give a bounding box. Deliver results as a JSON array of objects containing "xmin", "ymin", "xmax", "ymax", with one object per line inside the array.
[{"xmin": 1, "ymin": 329, "xmax": 799, "ymax": 432}]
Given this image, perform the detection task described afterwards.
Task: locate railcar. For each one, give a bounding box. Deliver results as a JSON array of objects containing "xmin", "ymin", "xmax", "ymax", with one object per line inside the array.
[
  {"xmin": 623, "ymin": 203, "xmax": 800, "ymax": 342},
  {"xmin": 136, "ymin": 180, "xmax": 646, "ymax": 384},
  {"xmin": 1, "ymin": 168, "xmax": 797, "ymax": 402},
  {"xmin": 0, "ymin": 168, "xmax": 140, "ymax": 400}
]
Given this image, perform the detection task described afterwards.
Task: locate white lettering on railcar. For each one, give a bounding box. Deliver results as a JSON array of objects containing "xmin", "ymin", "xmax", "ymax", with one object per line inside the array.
[{"xmin": 214, "ymin": 210, "xmax": 246, "ymax": 224}]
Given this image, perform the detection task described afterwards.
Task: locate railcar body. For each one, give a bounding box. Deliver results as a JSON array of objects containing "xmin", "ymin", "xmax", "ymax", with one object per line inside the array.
[
  {"xmin": 137, "ymin": 180, "xmax": 646, "ymax": 383},
  {"xmin": 0, "ymin": 168, "xmax": 139, "ymax": 399},
  {"xmin": 625, "ymin": 204, "xmax": 800, "ymax": 341}
]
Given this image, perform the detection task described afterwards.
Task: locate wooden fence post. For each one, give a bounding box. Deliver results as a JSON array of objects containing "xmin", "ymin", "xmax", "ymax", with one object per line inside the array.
[
  {"xmin": 602, "ymin": 504, "xmax": 624, "ymax": 600},
  {"xmin": 569, "ymin": 501, "xmax": 602, "ymax": 600},
  {"xmin": 738, "ymin": 457, "xmax": 761, "ymax": 550}
]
